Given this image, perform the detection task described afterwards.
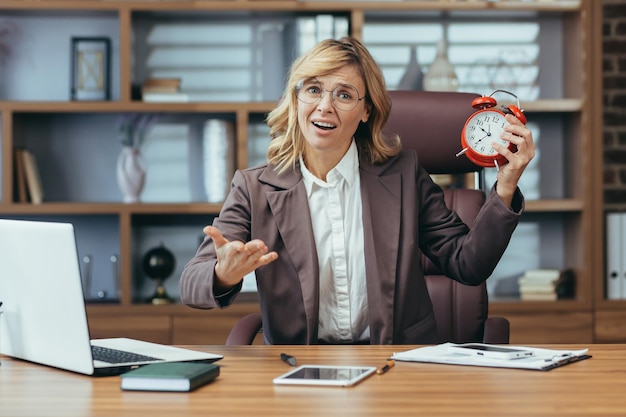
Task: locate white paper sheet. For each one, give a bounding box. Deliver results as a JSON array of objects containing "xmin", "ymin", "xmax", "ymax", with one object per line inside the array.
[{"xmin": 391, "ymin": 343, "xmax": 590, "ymax": 371}]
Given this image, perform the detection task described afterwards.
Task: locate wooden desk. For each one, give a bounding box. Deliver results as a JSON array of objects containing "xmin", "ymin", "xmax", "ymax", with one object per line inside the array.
[{"xmin": 2, "ymin": 344, "xmax": 625, "ymax": 417}]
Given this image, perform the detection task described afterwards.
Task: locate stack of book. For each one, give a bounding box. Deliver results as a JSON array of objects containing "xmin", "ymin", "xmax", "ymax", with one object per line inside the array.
[
  {"xmin": 518, "ymin": 269, "xmax": 575, "ymax": 301},
  {"xmin": 141, "ymin": 78, "xmax": 189, "ymax": 102}
]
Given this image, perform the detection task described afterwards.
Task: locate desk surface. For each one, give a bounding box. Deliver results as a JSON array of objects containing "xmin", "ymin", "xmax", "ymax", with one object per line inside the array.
[{"xmin": 2, "ymin": 344, "xmax": 625, "ymax": 417}]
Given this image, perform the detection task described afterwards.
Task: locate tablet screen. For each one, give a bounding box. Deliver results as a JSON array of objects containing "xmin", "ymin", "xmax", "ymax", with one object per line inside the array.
[{"xmin": 273, "ymin": 365, "xmax": 377, "ymax": 387}]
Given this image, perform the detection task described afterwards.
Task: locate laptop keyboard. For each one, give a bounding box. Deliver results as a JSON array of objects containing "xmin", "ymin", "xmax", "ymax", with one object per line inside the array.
[{"xmin": 91, "ymin": 345, "xmax": 161, "ymax": 364}]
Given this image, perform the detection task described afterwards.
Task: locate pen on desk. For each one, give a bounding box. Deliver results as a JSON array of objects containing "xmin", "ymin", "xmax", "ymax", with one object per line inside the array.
[
  {"xmin": 280, "ymin": 353, "xmax": 297, "ymax": 366},
  {"xmin": 377, "ymin": 359, "xmax": 395, "ymax": 375}
]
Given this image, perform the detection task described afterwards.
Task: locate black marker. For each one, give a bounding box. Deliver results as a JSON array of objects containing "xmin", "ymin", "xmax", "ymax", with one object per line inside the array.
[{"xmin": 280, "ymin": 353, "xmax": 297, "ymax": 366}]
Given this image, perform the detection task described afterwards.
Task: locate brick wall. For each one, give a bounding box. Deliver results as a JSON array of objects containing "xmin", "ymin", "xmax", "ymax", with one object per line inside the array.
[{"xmin": 603, "ymin": 0, "xmax": 626, "ymax": 205}]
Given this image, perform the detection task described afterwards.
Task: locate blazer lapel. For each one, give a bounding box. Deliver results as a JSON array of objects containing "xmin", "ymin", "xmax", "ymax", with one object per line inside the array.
[
  {"xmin": 259, "ymin": 155, "xmax": 402, "ymax": 344},
  {"xmin": 261, "ymin": 166, "xmax": 320, "ymax": 343},
  {"xmin": 359, "ymin": 157, "xmax": 402, "ymax": 344}
]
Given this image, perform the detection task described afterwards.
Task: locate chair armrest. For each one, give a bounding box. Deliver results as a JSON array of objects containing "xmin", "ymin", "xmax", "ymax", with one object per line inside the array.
[
  {"xmin": 483, "ymin": 317, "xmax": 510, "ymax": 344},
  {"xmin": 226, "ymin": 313, "xmax": 263, "ymax": 345}
]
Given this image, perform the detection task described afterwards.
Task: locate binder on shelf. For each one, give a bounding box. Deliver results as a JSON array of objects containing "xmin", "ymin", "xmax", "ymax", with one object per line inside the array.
[
  {"xmin": 606, "ymin": 212, "xmax": 623, "ymax": 300},
  {"xmin": 621, "ymin": 213, "xmax": 626, "ymax": 300}
]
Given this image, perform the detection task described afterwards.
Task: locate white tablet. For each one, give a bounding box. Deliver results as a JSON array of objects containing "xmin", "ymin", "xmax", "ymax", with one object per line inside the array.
[{"xmin": 273, "ymin": 365, "xmax": 377, "ymax": 387}]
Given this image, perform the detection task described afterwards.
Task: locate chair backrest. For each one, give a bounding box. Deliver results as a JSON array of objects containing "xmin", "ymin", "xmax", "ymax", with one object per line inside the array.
[
  {"xmin": 384, "ymin": 90, "xmax": 481, "ymax": 175},
  {"xmin": 385, "ymin": 90, "xmax": 500, "ymax": 344}
]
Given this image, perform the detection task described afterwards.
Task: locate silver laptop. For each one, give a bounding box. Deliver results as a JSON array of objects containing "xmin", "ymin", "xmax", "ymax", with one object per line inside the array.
[{"xmin": 0, "ymin": 219, "xmax": 222, "ymax": 376}]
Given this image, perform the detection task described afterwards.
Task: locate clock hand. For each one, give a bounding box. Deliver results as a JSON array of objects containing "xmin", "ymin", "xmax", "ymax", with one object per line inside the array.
[{"xmin": 479, "ymin": 126, "xmax": 492, "ymax": 137}]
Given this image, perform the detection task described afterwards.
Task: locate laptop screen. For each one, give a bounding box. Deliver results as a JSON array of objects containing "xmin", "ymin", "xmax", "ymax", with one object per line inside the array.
[{"xmin": 0, "ymin": 219, "xmax": 97, "ymax": 374}]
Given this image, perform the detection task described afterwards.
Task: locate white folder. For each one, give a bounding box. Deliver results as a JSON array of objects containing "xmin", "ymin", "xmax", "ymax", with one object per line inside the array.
[{"xmin": 606, "ymin": 212, "xmax": 623, "ymax": 300}]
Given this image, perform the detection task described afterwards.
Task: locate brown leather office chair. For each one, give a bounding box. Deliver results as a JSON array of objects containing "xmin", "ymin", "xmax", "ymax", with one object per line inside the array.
[
  {"xmin": 386, "ymin": 90, "xmax": 510, "ymax": 344},
  {"xmin": 226, "ymin": 90, "xmax": 510, "ymax": 346}
]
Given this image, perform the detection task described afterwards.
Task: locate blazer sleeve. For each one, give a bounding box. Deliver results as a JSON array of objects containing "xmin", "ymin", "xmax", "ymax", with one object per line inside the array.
[
  {"xmin": 417, "ymin": 163, "xmax": 524, "ymax": 286},
  {"xmin": 179, "ymin": 170, "xmax": 252, "ymax": 309}
]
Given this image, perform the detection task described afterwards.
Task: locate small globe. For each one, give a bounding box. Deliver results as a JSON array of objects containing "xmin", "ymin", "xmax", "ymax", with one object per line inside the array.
[{"xmin": 142, "ymin": 244, "xmax": 175, "ymax": 280}]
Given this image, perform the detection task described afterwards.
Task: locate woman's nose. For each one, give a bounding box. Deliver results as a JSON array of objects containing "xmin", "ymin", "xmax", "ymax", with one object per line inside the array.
[{"xmin": 317, "ymin": 90, "xmax": 335, "ymax": 111}]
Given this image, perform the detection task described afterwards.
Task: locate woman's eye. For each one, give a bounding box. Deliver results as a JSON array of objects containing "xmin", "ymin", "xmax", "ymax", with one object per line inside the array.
[{"xmin": 337, "ymin": 91, "xmax": 351, "ymax": 100}]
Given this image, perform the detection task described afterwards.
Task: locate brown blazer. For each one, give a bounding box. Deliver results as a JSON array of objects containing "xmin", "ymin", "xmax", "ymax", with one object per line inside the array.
[{"xmin": 179, "ymin": 150, "xmax": 523, "ymax": 344}]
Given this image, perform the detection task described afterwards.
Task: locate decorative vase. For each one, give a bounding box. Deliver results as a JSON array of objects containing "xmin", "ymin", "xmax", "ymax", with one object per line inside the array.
[
  {"xmin": 116, "ymin": 146, "xmax": 146, "ymax": 203},
  {"xmin": 203, "ymin": 119, "xmax": 235, "ymax": 203},
  {"xmin": 397, "ymin": 45, "xmax": 423, "ymax": 91},
  {"xmin": 423, "ymin": 40, "xmax": 459, "ymax": 92}
]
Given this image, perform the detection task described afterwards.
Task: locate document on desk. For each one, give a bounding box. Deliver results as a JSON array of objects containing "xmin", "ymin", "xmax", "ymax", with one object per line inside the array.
[{"xmin": 391, "ymin": 343, "xmax": 591, "ymax": 371}]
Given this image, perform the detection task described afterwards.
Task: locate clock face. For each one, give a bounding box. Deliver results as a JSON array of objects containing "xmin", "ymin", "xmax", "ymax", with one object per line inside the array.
[{"xmin": 463, "ymin": 109, "xmax": 510, "ymax": 156}]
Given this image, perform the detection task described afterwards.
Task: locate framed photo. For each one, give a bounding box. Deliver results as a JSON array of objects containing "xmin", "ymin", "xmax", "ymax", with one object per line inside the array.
[{"xmin": 70, "ymin": 37, "xmax": 111, "ymax": 101}]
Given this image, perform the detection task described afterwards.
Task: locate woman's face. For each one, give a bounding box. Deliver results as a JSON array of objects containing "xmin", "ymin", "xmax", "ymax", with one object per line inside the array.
[{"xmin": 296, "ymin": 65, "xmax": 370, "ymax": 162}]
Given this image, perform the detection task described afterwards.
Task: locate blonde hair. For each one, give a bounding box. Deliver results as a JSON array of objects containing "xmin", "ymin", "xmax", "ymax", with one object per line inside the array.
[{"xmin": 266, "ymin": 37, "xmax": 401, "ymax": 174}]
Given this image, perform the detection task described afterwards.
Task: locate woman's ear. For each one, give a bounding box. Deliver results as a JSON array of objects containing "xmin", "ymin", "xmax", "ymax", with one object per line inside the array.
[{"xmin": 361, "ymin": 103, "xmax": 372, "ymax": 123}]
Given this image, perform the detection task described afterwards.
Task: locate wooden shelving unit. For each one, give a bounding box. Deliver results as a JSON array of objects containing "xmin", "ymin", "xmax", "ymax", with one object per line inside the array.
[{"xmin": 0, "ymin": 0, "xmax": 601, "ymax": 344}]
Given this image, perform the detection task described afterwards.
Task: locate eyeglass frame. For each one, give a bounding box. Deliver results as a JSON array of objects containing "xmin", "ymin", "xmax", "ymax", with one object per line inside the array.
[{"xmin": 295, "ymin": 78, "xmax": 367, "ymax": 111}]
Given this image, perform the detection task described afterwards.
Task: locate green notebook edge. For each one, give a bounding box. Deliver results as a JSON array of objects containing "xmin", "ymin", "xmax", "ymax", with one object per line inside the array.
[{"xmin": 120, "ymin": 362, "xmax": 220, "ymax": 392}]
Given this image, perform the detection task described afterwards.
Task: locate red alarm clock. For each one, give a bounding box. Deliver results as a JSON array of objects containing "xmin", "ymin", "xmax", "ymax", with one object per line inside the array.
[{"xmin": 457, "ymin": 89, "xmax": 527, "ymax": 169}]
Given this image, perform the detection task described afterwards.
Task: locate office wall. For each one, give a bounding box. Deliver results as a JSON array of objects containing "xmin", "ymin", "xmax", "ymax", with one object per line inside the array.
[{"xmin": 603, "ymin": 0, "xmax": 626, "ymax": 204}]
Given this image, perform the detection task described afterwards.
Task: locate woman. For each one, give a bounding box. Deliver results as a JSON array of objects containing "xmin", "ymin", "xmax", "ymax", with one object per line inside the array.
[{"xmin": 179, "ymin": 37, "xmax": 534, "ymax": 344}]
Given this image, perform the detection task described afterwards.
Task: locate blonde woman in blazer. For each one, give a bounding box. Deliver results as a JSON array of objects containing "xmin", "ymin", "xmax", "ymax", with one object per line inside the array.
[{"xmin": 180, "ymin": 37, "xmax": 535, "ymax": 345}]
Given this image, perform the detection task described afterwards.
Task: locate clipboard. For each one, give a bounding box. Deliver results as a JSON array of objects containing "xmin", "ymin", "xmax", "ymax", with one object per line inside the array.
[
  {"xmin": 391, "ymin": 343, "xmax": 591, "ymax": 371},
  {"xmin": 541, "ymin": 352, "xmax": 592, "ymax": 371}
]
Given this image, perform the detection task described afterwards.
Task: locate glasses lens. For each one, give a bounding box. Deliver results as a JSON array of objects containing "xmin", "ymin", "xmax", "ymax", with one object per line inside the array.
[
  {"xmin": 295, "ymin": 80, "xmax": 362, "ymax": 111},
  {"xmin": 333, "ymin": 85, "xmax": 360, "ymax": 111},
  {"xmin": 296, "ymin": 80, "xmax": 323, "ymax": 104}
]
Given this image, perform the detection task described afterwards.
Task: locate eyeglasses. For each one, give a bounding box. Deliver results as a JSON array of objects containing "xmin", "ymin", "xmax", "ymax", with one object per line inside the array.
[{"xmin": 295, "ymin": 79, "xmax": 366, "ymax": 111}]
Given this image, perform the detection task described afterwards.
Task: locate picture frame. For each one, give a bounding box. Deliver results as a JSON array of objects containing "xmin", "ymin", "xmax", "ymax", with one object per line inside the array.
[{"xmin": 70, "ymin": 37, "xmax": 111, "ymax": 101}]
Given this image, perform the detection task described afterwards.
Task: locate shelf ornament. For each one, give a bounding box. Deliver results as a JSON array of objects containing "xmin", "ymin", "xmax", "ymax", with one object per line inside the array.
[
  {"xmin": 142, "ymin": 243, "xmax": 176, "ymax": 305},
  {"xmin": 423, "ymin": 39, "xmax": 459, "ymax": 92},
  {"xmin": 116, "ymin": 113, "xmax": 159, "ymax": 203}
]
